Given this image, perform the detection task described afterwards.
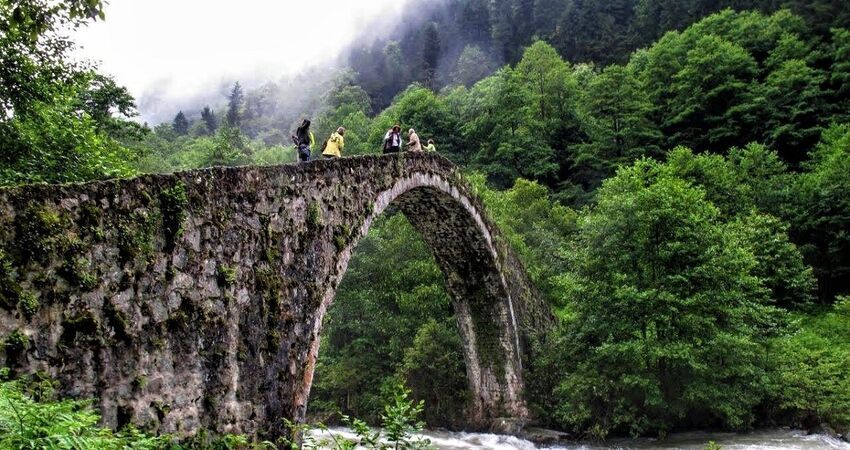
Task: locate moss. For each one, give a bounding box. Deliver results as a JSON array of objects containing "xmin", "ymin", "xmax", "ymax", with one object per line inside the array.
[
  {"xmin": 60, "ymin": 312, "xmax": 101, "ymax": 344},
  {"xmin": 152, "ymin": 400, "xmax": 170, "ymax": 419},
  {"xmin": 139, "ymin": 191, "xmax": 154, "ymax": 206},
  {"xmin": 260, "ymin": 219, "xmax": 283, "ymax": 263},
  {"xmin": 266, "ymin": 329, "xmax": 281, "ymax": 353},
  {"xmin": 333, "ymin": 224, "xmax": 352, "ymax": 251},
  {"xmin": 59, "ymin": 256, "xmax": 97, "ymax": 291},
  {"xmin": 4, "ymin": 329, "xmax": 29, "ymax": 360},
  {"xmin": 16, "ymin": 205, "xmax": 66, "ymax": 263},
  {"xmin": 306, "ymin": 201, "xmax": 322, "ymax": 229},
  {"xmin": 256, "ymin": 266, "xmax": 282, "ymax": 294},
  {"xmin": 117, "ymin": 211, "xmax": 157, "ymax": 265},
  {"xmin": 132, "ymin": 374, "xmax": 148, "ymax": 390},
  {"xmin": 160, "ymin": 182, "xmax": 189, "ymax": 252},
  {"xmin": 78, "ymin": 203, "xmax": 104, "ymax": 238},
  {"xmin": 153, "ymin": 337, "xmax": 167, "ymax": 350},
  {"xmin": 203, "ymin": 395, "xmax": 219, "ymax": 411},
  {"xmin": 216, "ymin": 264, "xmax": 237, "ymax": 287},
  {"xmin": 17, "ymin": 291, "xmax": 38, "ymax": 319},
  {"xmin": 305, "ymin": 282, "xmax": 323, "ymax": 309},
  {"xmin": 0, "ymin": 248, "xmax": 22, "ymax": 310},
  {"xmin": 165, "ymin": 264, "xmax": 176, "ymax": 282}
]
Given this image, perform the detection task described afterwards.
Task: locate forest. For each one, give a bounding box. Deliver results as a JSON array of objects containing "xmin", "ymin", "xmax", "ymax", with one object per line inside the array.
[{"xmin": 1, "ymin": 0, "xmax": 850, "ymax": 446}]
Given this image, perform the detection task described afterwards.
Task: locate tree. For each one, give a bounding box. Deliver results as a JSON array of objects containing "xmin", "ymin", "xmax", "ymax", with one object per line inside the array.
[
  {"xmin": 0, "ymin": 0, "xmax": 139, "ymax": 186},
  {"xmin": 551, "ymin": 160, "xmax": 785, "ymax": 437},
  {"xmin": 420, "ymin": 22, "xmax": 441, "ymax": 89},
  {"xmin": 789, "ymin": 125, "xmax": 850, "ymax": 300},
  {"xmin": 749, "ymin": 59, "xmax": 827, "ymax": 165},
  {"xmin": 451, "ymin": 45, "xmax": 493, "ymax": 87},
  {"xmin": 573, "ymin": 65, "xmax": 662, "ymax": 190},
  {"xmin": 75, "ymin": 73, "xmax": 144, "ymax": 140},
  {"xmin": 201, "ymin": 106, "xmax": 218, "ymax": 133},
  {"xmin": 553, "ymin": 0, "xmax": 637, "ymax": 64},
  {"xmin": 828, "ymin": 28, "xmax": 850, "ymax": 122},
  {"xmin": 472, "ymin": 68, "xmax": 559, "ymax": 186},
  {"xmin": 172, "ymin": 111, "xmax": 189, "ymax": 135},
  {"xmin": 400, "ymin": 319, "xmax": 468, "ymax": 427},
  {"xmin": 226, "ymin": 82, "xmax": 244, "ymax": 127},
  {"xmin": 666, "ymin": 35, "xmax": 758, "ymax": 151},
  {"xmin": 311, "ymin": 214, "xmax": 459, "ymax": 425}
]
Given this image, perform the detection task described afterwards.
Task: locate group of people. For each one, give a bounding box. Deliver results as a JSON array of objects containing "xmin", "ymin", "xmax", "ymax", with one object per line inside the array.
[
  {"xmin": 381, "ymin": 124, "xmax": 436, "ymax": 154},
  {"xmin": 291, "ymin": 120, "xmax": 435, "ymax": 163}
]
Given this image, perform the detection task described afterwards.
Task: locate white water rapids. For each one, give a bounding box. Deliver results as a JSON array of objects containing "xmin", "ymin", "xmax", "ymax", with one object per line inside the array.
[{"xmin": 306, "ymin": 428, "xmax": 849, "ymax": 450}]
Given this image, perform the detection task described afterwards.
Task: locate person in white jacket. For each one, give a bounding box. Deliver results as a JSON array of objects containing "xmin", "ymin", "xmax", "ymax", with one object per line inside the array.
[{"xmin": 383, "ymin": 125, "xmax": 402, "ymax": 154}]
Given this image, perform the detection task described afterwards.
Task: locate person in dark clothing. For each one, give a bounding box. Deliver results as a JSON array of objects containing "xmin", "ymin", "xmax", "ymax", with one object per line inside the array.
[
  {"xmin": 382, "ymin": 124, "xmax": 402, "ymax": 154},
  {"xmin": 291, "ymin": 119, "xmax": 315, "ymax": 162}
]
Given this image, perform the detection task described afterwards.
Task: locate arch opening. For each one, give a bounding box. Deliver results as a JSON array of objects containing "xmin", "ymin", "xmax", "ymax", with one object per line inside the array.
[{"xmin": 298, "ymin": 174, "xmax": 529, "ymax": 431}]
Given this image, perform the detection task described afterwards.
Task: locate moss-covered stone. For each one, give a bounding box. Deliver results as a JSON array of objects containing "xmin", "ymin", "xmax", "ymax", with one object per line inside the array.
[
  {"xmin": 4, "ymin": 329, "xmax": 29, "ymax": 359},
  {"xmin": 103, "ymin": 300, "xmax": 132, "ymax": 341},
  {"xmin": 216, "ymin": 264, "xmax": 237, "ymax": 287},
  {"xmin": 60, "ymin": 312, "xmax": 101, "ymax": 345},
  {"xmin": 16, "ymin": 205, "xmax": 66, "ymax": 263},
  {"xmin": 132, "ymin": 374, "xmax": 148, "ymax": 391},
  {"xmin": 117, "ymin": 211, "xmax": 157, "ymax": 265},
  {"xmin": 17, "ymin": 290, "xmax": 38, "ymax": 319},
  {"xmin": 59, "ymin": 256, "xmax": 97, "ymax": 291},
  {"xmin": 0, "ymin": 248, "xmax": 21, "ymax": 310},
  {"xmin": 332, "ymin": 224, "xmax": 352, "ymax": 251},
  {"xmin": 306, "ymin": 201, "xmax": 322, "ymax": 229},
  {"xmin": 160, "ymin": 182, "xmax": 188, "ymax": 252}
]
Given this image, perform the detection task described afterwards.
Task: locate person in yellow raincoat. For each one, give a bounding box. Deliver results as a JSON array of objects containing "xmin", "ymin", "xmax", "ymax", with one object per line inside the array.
[{"xmin": 322, "ymin": 127, "xmax": 345, "ymax": 159}]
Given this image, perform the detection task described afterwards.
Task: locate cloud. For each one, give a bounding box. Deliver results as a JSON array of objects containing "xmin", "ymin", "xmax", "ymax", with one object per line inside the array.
[{"xmin": 71, "ymin": 0, "xmax": 411, "ymax": 122}]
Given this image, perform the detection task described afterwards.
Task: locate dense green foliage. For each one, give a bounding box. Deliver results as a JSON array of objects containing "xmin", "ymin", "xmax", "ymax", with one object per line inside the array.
[
  {"xmin": 769, "ymin": 298, "xmax": 850, "ymax": 431},
  {"xmin": 309, "ymin": 213, "xmax": 467, "ymax": 427},
  {"xmin": 0, "ymin": 0, "xmax": 141, "ymax": 185},
  {"xmin": 545, "ymin": 156, "xmax": 790, "ymax": 437},
  {"xmin": 345, "ymin": 0, "xmax": 850, "ymax": 110},
  {"xmin": 0, "ymin": 368, "xmax": 285, "ymax": 449},
  {"xmin": 3, "ymin": 0, "xmax": 850, "ymax": 443}
]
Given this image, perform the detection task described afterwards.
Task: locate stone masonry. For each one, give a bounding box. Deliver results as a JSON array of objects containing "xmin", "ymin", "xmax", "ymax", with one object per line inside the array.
[{"xmin": 0, "ymin": 153, "xmax": 552, "ymax": 438}]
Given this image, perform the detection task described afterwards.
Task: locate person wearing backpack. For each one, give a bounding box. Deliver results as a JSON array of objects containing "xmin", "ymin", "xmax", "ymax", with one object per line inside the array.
[
  {"xmin": 291, "ymin": 119, "xmax": 315, "ymax": 162},
  {"xmin": 323, "ymin": 127, "xmax": 345, "ymax": 159},
  {"xmin": 383, "ymin": 125, "xmax": 402, "ymax": 154}
]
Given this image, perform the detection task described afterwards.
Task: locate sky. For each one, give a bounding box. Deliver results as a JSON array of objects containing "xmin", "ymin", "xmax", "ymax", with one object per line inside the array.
[{"xmin": 71, "ymin": 0, "xmax": 409, "ymax": 122}]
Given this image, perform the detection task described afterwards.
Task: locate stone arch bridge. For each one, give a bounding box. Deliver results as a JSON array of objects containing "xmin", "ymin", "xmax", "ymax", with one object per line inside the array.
[{"xmin": 0, "ymin": 153, "xmax": 551, "ymax": 438}]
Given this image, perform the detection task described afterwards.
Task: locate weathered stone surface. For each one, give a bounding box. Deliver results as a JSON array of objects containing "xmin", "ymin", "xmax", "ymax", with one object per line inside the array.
[{"xmin": 0, "ymin": 153, "xmax": 552, "ymax": 437}]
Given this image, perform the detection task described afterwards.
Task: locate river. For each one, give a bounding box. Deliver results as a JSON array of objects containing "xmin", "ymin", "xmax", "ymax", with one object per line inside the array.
[{"xmin": 307, "ymin": 428, "xmax": 849, "ymax": 450}]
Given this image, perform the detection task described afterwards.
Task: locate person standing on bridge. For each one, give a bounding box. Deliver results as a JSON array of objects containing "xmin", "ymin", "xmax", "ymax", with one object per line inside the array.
[
  {"xmin": 425, "ymin": 138, "xmax": 436, "ymax": 152},
  {"xmin": 291, "ymin": 119, "xmax": 315, "ymax": 162},
  {"xmin": 406, "ymin": 128, "xmax": 422, "ymax": 152},
  {"xmin": 383, "ymin": 124, "xmax": 402, "ymax": 154},
  {"xmin": 322, "ymin": 127, "xmax": 345, "ymax": 159}
]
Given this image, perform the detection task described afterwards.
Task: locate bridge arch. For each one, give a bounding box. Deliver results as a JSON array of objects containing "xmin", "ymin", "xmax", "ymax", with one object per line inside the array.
[
  {"xmin": 300, "ymin": 171, "xmax": 528, "ymax": 429},
  {"xmin": 0, "ymin": 153, "xmax": 550, "ymax": 438}
]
